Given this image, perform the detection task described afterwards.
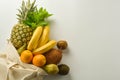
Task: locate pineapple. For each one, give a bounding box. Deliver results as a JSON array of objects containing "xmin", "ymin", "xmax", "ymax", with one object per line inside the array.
[{"xmin": 10, "ymin": 0, "xmax": 36, "ymax": 49}]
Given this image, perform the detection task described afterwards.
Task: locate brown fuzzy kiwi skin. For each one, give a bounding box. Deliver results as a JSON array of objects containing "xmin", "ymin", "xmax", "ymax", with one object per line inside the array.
[
  {"xmin": 58, "ymin": 64, "xmax": 70, "ymax": 75},
  {"xmin": 57, "ymin": 40, "xmax": 68, "ymax": 50},
  {"xmin": 44, "ymin": 48, "xmax": 62, "ymax": 64}
]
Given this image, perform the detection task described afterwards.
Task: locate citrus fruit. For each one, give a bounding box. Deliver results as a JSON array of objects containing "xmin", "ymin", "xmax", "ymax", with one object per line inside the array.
[
  {"xmin": 32, "ymin": 54, "xmax": 46, "ymax": 67},
  {"xmin": 20, "ymin": 50, "xmax": 33, "ymax": 63}
]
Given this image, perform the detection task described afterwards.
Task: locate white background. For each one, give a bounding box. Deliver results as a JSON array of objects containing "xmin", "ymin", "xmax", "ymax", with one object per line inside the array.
[{"xmin": 0, "ymin": 0, "xmax": 120, "ymax": 80}]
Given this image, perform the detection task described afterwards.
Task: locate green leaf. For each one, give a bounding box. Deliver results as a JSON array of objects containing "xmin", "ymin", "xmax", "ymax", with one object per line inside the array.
[
  {"xmin": 23, "ymin": 7, "xmax": 53, "ymax": 29},
  {"xmin": 39, "ymin": 21, "xmax": 48, "ymax": 26}
]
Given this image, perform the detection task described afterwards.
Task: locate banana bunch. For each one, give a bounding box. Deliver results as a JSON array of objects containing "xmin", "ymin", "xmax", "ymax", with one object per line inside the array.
[{"xmin": 27, "ymin": 26, "xmax": 56, "ymax": 55}]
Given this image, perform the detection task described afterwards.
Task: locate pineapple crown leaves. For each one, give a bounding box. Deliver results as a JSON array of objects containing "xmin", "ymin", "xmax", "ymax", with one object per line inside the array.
[
  {"xmin": 17, "ymin": 0, "xmax": 36, "ymax": 24},
  {"xmin": 23, "ymin": 7, "xmax": 53, "ymax": 29}
]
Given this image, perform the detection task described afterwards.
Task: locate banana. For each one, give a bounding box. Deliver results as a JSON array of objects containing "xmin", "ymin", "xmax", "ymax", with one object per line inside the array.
[
  {"xmin": 27, "ymin": 26, "xmax": 43, "ymax": 51},
  {"xmin": 33, "ymin": 40, "xmax": 56, "ymax": 55},
  {"xmin": 38, "ymin": 26, "xmax": 50, "ymax": 47}
]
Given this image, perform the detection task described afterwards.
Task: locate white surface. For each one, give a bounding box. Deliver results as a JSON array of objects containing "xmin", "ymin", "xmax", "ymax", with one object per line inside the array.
[{"xmin": 0, "ymin": 0, "xmax": 120, "ymax": 80}]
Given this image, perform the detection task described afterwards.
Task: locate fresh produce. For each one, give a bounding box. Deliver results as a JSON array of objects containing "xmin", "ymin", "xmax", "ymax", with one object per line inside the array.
[
  {"xmin": 58, "ymin": 64, "xmax": 70, "ymax": 75},
  {"xmin": 38, "ymin": 26, "xmax": 50, "ymax": 47},
  {"xmin": 10, "ymin": 0, "xmax": 35, "ymax": 49},
  {"xmin": 27, "ymin": 26, "xmax": 43, "ymax": 51},
  {"xmin": 10, "ymin": 0, "xmax": 70, "ymax": 77},
  {"xmin": 10, "ymin": 24, "xmax": 33, "ymax": 49},
  {"xmin": 17, "ymin": 43, "xmax": 27, "ymax": 55},
  {"xmin": 10, "ymin": 0, "xmax": 52, "ymax": 49},
  {"xmin": 44, "ymin": 64, "xmax": 59, "ymax": 74},
  {"xmin": 57, "ymin": 40, "xmax": 68, "ymax": 50},
  {"xmin": 20, "ymin": 50, "xmax": 33, "ymax": 63},
  {"xmin": 44, "ymin": 48, "xmax": 62, "ymax": 64},
  {"xmin": 32, "ymin": 54, "xmax": 46, "ymax": 67},
  {"xmin": 33, "ymin": 40, "xmax": 57, "ymax": 55}
]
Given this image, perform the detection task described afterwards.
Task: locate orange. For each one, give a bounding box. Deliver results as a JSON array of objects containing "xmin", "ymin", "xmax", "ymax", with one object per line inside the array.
[
  {"xmin": 32, "ymin": 54, "xmax": 46, "ymax": 67},
  {"xmin": 20, "ymin": 50, "xmax": 33, "ymax": 63}
]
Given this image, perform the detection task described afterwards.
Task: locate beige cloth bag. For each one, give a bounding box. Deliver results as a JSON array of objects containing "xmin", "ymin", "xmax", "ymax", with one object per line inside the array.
[{"xmin": 0, "ymin": 41, "xmax": 47, "ymax": 80}]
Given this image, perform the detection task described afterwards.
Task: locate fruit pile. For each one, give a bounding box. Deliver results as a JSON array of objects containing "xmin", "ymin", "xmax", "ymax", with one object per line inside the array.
[{"xmin": 10, "ymin": 0, "xmax": 70, "ymax": 75}]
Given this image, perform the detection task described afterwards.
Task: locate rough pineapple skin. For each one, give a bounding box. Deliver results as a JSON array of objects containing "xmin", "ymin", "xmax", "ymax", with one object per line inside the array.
[{"xmin": 10, "ymin": 23, "xmax": 33, "ymax": 49}]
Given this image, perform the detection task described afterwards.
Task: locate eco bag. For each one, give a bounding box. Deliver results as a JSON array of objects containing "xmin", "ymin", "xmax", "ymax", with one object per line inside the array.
[{"xmin": 0, "ymin": 41, "xmax": 47, "ymax": 80}]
